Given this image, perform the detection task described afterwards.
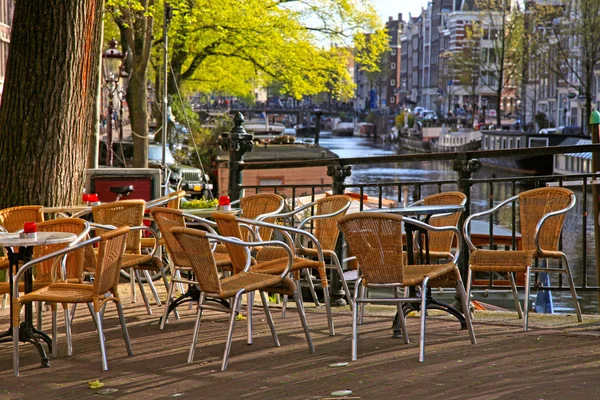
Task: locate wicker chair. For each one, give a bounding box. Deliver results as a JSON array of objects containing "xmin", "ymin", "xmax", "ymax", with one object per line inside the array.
[
  {"xmin": 212, "ymin": 212, "xmax": 335, "ymax": 336},
  {"xmin": 410, "ymin": 192, "xmax": 467, "ymax": 262},
  {"xmin": 0, "ymin": 205, "xmax": 45, "ymax": 270},
  {"xmin": 338, "ymin": 212, "xmax": 476, "ymax": 362},
  {"xmin": 92, "ymin": 200, "xmax": 166, "ymax": 315},
  {"xmin": 464, "ymin": 187, "xmax": 582, "ymax": 331},
  {"xmin": 150, "ymin": 207, "xmax": 234, "ymax": 328},
  {"xmin": 12, "ymin": 226, "xmax": 133, "ymax": 376},
  {"xmin": 256, "ymin": 195, "xmax": 353, "ymax": 309},
  {"xmin": 171, "ymin": 226, "xmax": 314, "ymax": 371}
]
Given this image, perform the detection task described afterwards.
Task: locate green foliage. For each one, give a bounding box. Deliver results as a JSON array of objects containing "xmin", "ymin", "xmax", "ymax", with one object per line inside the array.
[
  {"xmin": 534, "ymin": 112, "xmax": 549, "ymax": 130},
  {"xmin": 181, "ymin": 198, "xmax": 219, "ymax": 209},
  {"xmin": 395, "ymin": 112, "xmax": 414, "ymax": 129}
]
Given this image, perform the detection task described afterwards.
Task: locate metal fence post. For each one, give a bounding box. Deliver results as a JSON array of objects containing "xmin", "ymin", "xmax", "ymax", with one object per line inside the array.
[
  {"xmin": 327, "ymin": 162, "xmax": 352, "ymax": 306},
  {"xmin": 453, "ymin": 155, "xmax": 481, "ymax": 312},
  {"xmin": 590, "ymin": 111, "xmax": 600, "ymax": 309},
  {"xmin": 219, "ymin": 112, "xmax": 253, "ymax": 201}
]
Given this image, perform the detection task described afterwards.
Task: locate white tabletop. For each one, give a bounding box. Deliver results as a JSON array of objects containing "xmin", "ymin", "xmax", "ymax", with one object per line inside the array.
[
  {"xmin": 365, "ymin": 204, "xmax": 465, "ymax": 216},
  {"xmin": 0, "ymin": 232, "xmax": 77, "ymax": 247}
]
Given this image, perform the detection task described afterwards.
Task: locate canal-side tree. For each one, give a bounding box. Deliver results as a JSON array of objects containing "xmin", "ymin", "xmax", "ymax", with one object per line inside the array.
[
  {"xmin": 473, "ymin": 0, "xmax": 524, "ymax": 127},
  {"xmin": 450, "ymin": 23, "xmax": 484, "ymax": 126},
  {"xmin": 531, "ymin": 0, "xmax": 600, "ymax": 136},
  {"xmin": 105, "ymin": 0, "xmax": 386, "ymax": 167},
  {"xmin": 0, "ymin": 0, "xmax": 104, "ymax": 208}
]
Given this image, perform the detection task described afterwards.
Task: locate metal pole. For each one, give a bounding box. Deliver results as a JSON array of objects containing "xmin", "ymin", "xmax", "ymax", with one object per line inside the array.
[
  {"xmin": 107, "ymin": 92, "xmax": 114, "ymax": 166},
  {"xmin": 161, "ymin": 3, "xmax": 172, "ymax": 195},
  {"xmin": 590, "ymin": 111, "xmax": 600, "ymax": 310}
]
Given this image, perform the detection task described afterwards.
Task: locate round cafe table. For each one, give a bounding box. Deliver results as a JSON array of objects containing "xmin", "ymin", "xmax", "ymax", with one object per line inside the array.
[{"xmin": 0, "ymin": 232, "xmax": 76, "ymax": 368}]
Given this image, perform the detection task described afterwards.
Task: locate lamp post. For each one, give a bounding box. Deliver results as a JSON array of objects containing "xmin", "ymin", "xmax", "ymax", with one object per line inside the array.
[
  {"xmin": 482, "ymin": 98, "xmax": 488, "ymax": 124},
  {"xmin": 563, "ymin": 97, "xmax": 568, "ymax": 126},
  {"xmin": 578, "ymin": 94, "xmax": 586, "ymax": 134},
  {"xmin": 102, "ymin": 38, "xmax": 126, "ymax": 167},
  {"xmin": 515, "ymin": 96, "xmax": 521, "ymax": 129}
]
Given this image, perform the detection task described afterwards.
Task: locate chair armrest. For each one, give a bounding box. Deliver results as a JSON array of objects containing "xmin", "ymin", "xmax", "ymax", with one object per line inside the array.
[
  {"xmin": 50, "ymin": 221, "xmax": 91, "ymax": 281},
  {"xmin": 256, "ymin": 201, "xmax": 315, "ymax": 222},
  {"xmin": 237, "ymin": 216, "xmax": 322, "ymax": 262},
  {"xmin": 13, "ymin": 235, "xmax": 102, "ymax": 299},
  {"xmin": 205, "ymin": 233, "xmax": 294, "ymax": 277},
  {"xmin": 297, "ymin": 201, "xmax": 351, "ymax": 231},
  {"xmin": 181, "ymin": 213, "xmax": 218, "ymax": 233},
  {"xmin": 534, "ymin": 193, "xmax": 576, "ymax": 254},
  {"xmin": 404, "ymin": 217, "xmax": 463, "ymax": 264},
  {"xmin": 463, "ymin": 194, "xmax": 518, "ymax": 251}
]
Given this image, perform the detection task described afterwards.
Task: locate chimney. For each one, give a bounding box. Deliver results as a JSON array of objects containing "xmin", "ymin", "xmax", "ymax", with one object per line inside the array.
[
  {"xmin": 399, "ymin": 13, "xmax": 403, "ymax": 22},
  {"xmin": 389, "ymin": 16, "xmax": 393, "ymax": 22}
]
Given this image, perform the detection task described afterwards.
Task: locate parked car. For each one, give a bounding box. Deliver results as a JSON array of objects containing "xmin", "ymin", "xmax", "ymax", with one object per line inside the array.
[
  {"xmin": 413, "ymin": 106, "xmax": 425, "ymax": 116},
  {"xmin": 556, "ymin": 125, "xmax": 583, "ymax": 135},
  {"xmin": 421, "ymin": 111, "xmax": 438, "ymax": 122},
  {"xmin": 99, "ymin": 141, "xmax": 212, "ymax": 198}
]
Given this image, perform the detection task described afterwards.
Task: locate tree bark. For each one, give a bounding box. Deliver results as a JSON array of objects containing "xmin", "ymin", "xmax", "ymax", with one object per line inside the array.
[{"xmin": 0, "ymin": 0, "xmax": 103, "ymax": 208}]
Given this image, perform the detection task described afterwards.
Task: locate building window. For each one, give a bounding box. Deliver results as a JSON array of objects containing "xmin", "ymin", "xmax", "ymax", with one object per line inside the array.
[
  {"xmin": 390, "ymin": 97, "xmax": 395, "ymax": 104},
  {"xmin": 391, "ymin": 49, "xmax": 396, "ymax": 56},
  {"xmin": 390, "ymin": 79, "xmax": 396, "ymax": 86},
  {"xmin": 391, "ymin": 62, "xmax": 396, "ymax": 69}
]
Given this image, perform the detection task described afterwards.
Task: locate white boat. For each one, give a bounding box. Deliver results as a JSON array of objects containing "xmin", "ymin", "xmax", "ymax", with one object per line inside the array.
[
  {"xmin": 243, "ymin": 119, "xmax": 285, "ymax": 140},
  {"xmin": 332, "ymin": 117, "xmax": 355, "ymax": 137}
]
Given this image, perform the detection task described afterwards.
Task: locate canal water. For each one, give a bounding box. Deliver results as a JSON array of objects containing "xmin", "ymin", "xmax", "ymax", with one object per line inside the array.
[{"xmin": 318, "ymin": 135, "xmax": 599, "ymax": 314}]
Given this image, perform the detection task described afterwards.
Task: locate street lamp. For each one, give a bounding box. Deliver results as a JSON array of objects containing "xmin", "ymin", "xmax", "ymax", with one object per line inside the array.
[
  {"xmin": 515, "ymin": 96, "xmax": 521, "ymax": 126},
  {"xmin": 102, "ymin": 38, "xmax": 126, "ymax": 166}
]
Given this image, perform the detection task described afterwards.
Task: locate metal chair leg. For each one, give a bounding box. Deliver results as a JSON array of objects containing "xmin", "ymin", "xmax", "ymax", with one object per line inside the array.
[
  {"xmin": 292, "ymin": 290, "xmax": 315, "ymax": 353},
  {"xmin": 456, "ymin": 277, "xmax": 476, "ymax": 344},
  {"xmin": 247, "ymin": 291, "xmax": 254, "ymax": 345},
  {"xmin": 134, "ymin": 270, "xmax": 152, "ymax": 315},
  {"xmin": 63, "ymin": 307, "xmax": 73, "ymax": 356},
  {"xmin": 304, "ymin": 269, "xmax": 320, "ymax": 307},
  {"xmin": 259, "ymin": 291, "xmax": 280, "ymax": 347},
  {"xmin": 95, "ymin": 311, "xmax": 108, "ymax": 371},
  {"xmin": 281, "ymin": 294, "xmax": 288, "ymax": 318},
  {"xmin": 352, "ymin": 277, "xmax": 362, "ymax": 361},
  {"xmin": 143, "ymin": 269, "xmax": 161, "ymax": 306},
  {"xmin": 130, "ymin": 267, "xmax": 136, "ymax": 303},
  {"xmin": 332, "ymin": 253, "xmax": 352, "ymax": 308},
  {"xmin": 160, "ymin": 276, "xmax": 177, "ymax": 329},
  {"xmin": 419, "ymin": 277, "xmax": 430, "ymax": 362},
  {"xmin": 507, "ymin": 272, "xmax": 523, "ymax": 319},
  {"xmin": 394, "ymin": 287, "xmax": 409, "ymax": 344},
  {"xmin": 466, "ymin": 268, "xmax": 473, "ymax": 319},
  {"xmin": 322, "ymin": 285, "xmax": 335, "ymax": 336},
  {"xmin": 187, "ymin": 293, "xmax": 205, "ymax": 363},
  {"xmin": 116, "ymin": 302, "xmax": 133, "ymax": 356},
  {"xmin": 523, "ymin": 266, "xmax": 531, "ymax": 332},
  {"xmin": 13, "ymin": 323, "xmax": 20, "ymax": 376},
  {"xmin": 358, "ymin": 286, "xmax": 366, "ymax": 325},
  {"xmin": 222, "ymin": 293, "xmax": 242, "ymax": 371},
  {"xmin": 36, "ymin": 301, "xmax": 43, "ymax": 331},
  {"xmin": 51, "ymin": 308, "xmax": 58, "ymax": 357},
  {"xmin": 87, "ymin": 303, "xmax": 105, "ymax": 342},
  {"xmin": 562, "ymin": 255, "xmax": 583, "ymax": 322}
]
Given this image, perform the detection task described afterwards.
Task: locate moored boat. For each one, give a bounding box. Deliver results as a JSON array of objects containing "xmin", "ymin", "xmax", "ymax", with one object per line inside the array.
[
  {"xmin": 430, "ymin": 128, "xmax": 482, "ymax": 153},
  {"xmin": 479, "ymin": 129, "xmax": 586, "ymax": 175}
]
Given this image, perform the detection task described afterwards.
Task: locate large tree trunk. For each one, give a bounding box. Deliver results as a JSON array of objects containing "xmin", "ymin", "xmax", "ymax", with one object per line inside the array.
[
  {"xmin": 0, "ymin": 0, "xmax": 103, "ymax": 208},
  {"xmin": 127, "ymin": 66, "xmax": 149, "ymax": 168}
]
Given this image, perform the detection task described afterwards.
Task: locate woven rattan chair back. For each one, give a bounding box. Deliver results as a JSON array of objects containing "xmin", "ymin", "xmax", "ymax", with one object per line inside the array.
[
  {"xmin": 92, "ymin": 200, "xmax": 145, "ymax": 254},
  {"xmin": 338, "ymin": 212, "xmax": 404, "ymax": 285},
  {"xmin": 0, "ymin": 205, "xmax": 44, "ymax": 232},
  {"xmin": 423, "ymin": 192, "xmax": 466, "ymax": 254},
  {"xmin": 167, "ymin": 190, "xmax": 187, "ymax": 209},
  {"xmin": 93, "ymin": 226, "xmax": 130, "ymax": 296},
  {"xmin": 33, "ymin": 218, "xmax": 88, "ymax": 283},
  {"xmin": 212, "ymin": 212, "xmax": 249, "ymax": 274},
  {"xmin": 171, "ymin": 227, "xmax": 222, "ymax": 295},
  {"xmin": 239, "ymin": 193, "xmax": 283, "ymax": 241},
  {"xmin": 313, "ymin": 195, "xmax": 351, "ymax": 251},
  {"xmin": 519, "ymin": 187, "xmax": 572, "ymax": 252},
  {"xmin": 150, "ymin": 208, "xmax": 191, "ymax": 268}
]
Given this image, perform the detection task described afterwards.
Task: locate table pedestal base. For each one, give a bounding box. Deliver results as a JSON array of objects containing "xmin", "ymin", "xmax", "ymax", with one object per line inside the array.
[
  {"xmin": 160, "ymin": 284, "xmax": 230, "ymax": 325},
  {"xmin": 0, "ymin": 323, "xmax": 52, "ymax": 367},
  {"xmin": 391, "ymin": 292, "xmax": 467, "ymax": 338}
]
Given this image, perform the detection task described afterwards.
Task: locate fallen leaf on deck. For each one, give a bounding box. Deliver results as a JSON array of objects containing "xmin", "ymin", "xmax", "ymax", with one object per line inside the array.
[{"xmin": 88, "ymin": 380, "xmax": 104, "ymax": 389}]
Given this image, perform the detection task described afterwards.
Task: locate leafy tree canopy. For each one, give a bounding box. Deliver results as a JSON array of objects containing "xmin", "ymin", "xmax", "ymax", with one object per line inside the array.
[{"xmin": 107, "ymin": 0, "xmax": 387, "ymax": 100}]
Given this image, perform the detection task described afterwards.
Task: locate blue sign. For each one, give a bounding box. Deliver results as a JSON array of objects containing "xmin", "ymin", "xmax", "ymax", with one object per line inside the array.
[
  {"xmin": 448, "ymin": 80, "xmax": 453, "ymax": 87},
  {"xmin": 369, "ymin": 89, "xmax": 377, "ymax": 109}
]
